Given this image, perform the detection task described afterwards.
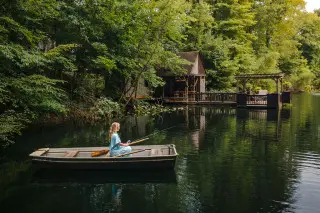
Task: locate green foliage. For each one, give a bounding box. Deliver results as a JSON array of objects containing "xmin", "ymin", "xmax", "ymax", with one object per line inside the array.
[
  {"xmin": 0, "ymin": 74, "xmax": 67, "ymax": 143},
  {"xmin": 134, "ymin": 100, "xmax": 182, "ymax": 116},
  {"xmin": 90, "ymin": 97, "xmax": 121, "ymax": 119},
  {"xmin": 0, "ymin": 16, "xmax": 44, "ymax": 46},
  {"xmin": 289, "ymin": 69, "xmax": 315, "ymax": 91},
  {"xmin": 283, "ymin": 81, "xmax": 292, "ymax": 91},
  {"xmin": 0, "ymin": 44, "xmax": 48, "ymax": 75},
  {"xmin": 183, "ymin": 2, "xmax": 214, "ymax": 50},
  {"xmin": 73, "ymin": 74, "xmax": 105, "ymax": 104},
  {"xmin": 296, "ymin": 12, "xmax": 320, "ymax": 89},
  {"xmin": 214, "ymin": 0, "xmax": 256, "ymax": 42},
  {"xmin": 1, "ymin": 75, "xmax": 67, "ymax": 114},
  {"xmin": 197, "ymin": 0, "xmax": 318, "ymax": 91},
  {"xmin": 282, "ymin": 103, "xmax": 292, "ymax": 109},
  {"xmin": 1, "ymin": 0, "xmax": 320, "ymax": 144},
  {"xmin": 0, "ymin": 111, "xmax": 30, "ymax": 146}
]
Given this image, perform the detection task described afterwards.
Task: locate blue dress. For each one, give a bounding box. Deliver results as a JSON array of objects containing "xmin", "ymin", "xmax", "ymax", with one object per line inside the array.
[{"xmin": 109, "ymin": 133, "xmax": 132, "ymax": 157}]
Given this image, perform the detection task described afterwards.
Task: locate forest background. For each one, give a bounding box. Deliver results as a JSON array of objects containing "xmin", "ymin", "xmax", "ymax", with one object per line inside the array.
[{"xmin": 1, "ymin": 0, "xmax": 320, "ymax": 145}]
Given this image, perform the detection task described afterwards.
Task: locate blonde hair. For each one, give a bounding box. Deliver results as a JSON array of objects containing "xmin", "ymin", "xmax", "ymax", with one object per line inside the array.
[{"xmin": 109, "ymin": 122, "xmax": 120, "ymax": 140}]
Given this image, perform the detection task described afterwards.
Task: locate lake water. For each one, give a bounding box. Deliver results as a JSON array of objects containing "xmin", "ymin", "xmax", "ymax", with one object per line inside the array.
[{"xmin": 0, "ymin": 93, "xmax": 319, "ymax": 213}]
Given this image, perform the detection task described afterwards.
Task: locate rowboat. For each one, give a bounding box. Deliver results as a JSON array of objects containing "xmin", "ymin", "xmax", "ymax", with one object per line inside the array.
[{"xmin": 29, "ymin": 144, "xmax": 178, "ymax": 170}]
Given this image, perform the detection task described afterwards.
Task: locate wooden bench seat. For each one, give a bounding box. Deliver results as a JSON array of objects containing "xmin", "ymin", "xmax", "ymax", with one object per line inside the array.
[
  {"xmin": 64, "ymin": 151, "xmax": 79, "ymax": 157},
  {"xmin": 30, "ymin": 148, "xmax": 49, "ymax": 157}
]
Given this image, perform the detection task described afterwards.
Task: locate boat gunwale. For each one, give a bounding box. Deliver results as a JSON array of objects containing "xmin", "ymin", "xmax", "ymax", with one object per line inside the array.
[
  {"xmin": 31, "ymin": 153, "xmax": 178, "ymax": 161},
  {"xmin": 30, "ymin": 144, "xmax": 178, "ymax": 161},
  {"xmin": 31, "ymin": 157, "xmax": 176, "ymax": 164}
]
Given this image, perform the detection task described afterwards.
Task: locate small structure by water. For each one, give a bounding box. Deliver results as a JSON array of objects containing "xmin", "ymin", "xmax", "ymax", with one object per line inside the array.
[
  {"xmin": 162, "ymin": 73, "xmax": 291, "ymax": 108},
  {"xmin": 124, "ymin": 50, "xmax": 291, "ymax": 108},
  {"xmin": 158, "ymin": 51, "xmax": 206, "ymax": 102},
  {"xmin": 235, "ymin": 73, "xmax": 291, "ymax": 108}
]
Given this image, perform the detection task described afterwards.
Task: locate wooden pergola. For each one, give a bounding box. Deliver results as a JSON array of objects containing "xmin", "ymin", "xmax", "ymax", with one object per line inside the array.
[{"xmin": 235, "ymin": 73, "xmax": 284, "ymax": 94}]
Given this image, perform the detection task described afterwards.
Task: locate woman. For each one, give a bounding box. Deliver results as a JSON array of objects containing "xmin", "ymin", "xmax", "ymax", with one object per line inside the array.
[{"xmin": 109, "ymin": 122, "xmax": 132, "ymax": 157}]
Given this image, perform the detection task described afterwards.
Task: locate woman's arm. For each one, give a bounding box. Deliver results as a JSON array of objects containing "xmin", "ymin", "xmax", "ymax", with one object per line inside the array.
[
  {"xmin": 115, "ymin": 134, "xmax": 130, "ymax": 146},
  {"xmin": 119, "ymin": 142, "xmax": 129, "ymax": 146}
]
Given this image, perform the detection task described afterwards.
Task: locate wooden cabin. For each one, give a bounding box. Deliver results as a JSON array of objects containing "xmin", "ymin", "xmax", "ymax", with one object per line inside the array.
[
  {"xmin": 158, "ymin": 51, "xmax": 206, "ymax": 102},
  {"xmin": 126, "ymin": 51, "xmax": 206, "ymax": 101}
]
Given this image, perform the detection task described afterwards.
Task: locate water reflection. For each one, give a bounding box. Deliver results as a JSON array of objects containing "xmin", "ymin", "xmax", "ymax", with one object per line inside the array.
[
  {"xmin": 111, "ymin": 184, "xmax": 123, "ymax": 207},
  {"xmin": 0, "ymin": 93, "xmax": 320, "ymax": 213},
  {"xmin": 32, "ymin": 169, "xmax": 177, "ymax": 184}
]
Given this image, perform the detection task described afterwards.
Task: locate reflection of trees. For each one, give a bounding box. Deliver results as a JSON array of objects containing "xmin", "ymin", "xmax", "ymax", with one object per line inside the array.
[
  {"xmin": 290, "ymin": 94, "xmax": 320, "ymax": 152},
  {"xmin": 0, "ymin": 161, "xmax": 31, "ymax": 204},
  {"xmin": 0, "ymin": 94, "xmax": 319, "ymax": 212},
  {"xmin": 167, "ymin": 104, "xmax": 302, "ymax": 212},
  {"xmin": 236, "ymin": 109, "xmax": 283, "ymax": 140}
]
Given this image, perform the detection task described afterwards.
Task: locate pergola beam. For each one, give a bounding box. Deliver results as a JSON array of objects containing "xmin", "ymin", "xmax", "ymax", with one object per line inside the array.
[
  {"xmin": 235, "ymin": 73, "xmax": 284, "ymax": 94},
  {"xmin": 235, "ymin": 73, "xmax": 284, "ymax": 80}
]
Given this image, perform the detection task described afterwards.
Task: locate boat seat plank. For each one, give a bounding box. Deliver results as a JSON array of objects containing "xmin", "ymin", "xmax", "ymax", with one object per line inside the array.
[
  {"xmin": 30, "ymin": 148, "xmax": 49, "ymax": 157},
  {"xmin": 64, "ymin": 151, "xmax": 79, "ymax": 157}
]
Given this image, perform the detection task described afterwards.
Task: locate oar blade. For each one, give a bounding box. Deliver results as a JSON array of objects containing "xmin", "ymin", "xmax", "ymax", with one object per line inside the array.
[{"xmin": 91, "ymin": 149, "xmax": 109, "ymax": 157}]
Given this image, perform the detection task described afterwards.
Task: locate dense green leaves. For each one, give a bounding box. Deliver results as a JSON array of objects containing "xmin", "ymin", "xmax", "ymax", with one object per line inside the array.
[{"xmin": 1, "ymin": 0, "xmax": 320, "ymax": 144}]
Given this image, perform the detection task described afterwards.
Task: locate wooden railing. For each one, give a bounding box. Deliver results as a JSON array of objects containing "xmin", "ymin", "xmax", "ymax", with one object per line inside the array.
[
  {"xmin": 163, "ymin": 92, "xmax": 282, "ymax": 107},
  {"xmin": 172, "ymin": 91, "xmax": 187, "ymax": 100},
  {"xmin": 165, "ymin": 92, "xmax": 237, "ymax": 103},
  {"xmin": 197, "ymin": 93, "xmax": 237, "ymax": 102},
  {"xmin": 246, "ymin": 95, "xmax": 267, "ymax": 105}
]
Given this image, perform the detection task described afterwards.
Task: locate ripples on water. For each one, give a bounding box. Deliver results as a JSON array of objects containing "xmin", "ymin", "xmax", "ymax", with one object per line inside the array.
[{"xmin": 0, "ymin": 93, "xmax": 320, "ymax": 213}]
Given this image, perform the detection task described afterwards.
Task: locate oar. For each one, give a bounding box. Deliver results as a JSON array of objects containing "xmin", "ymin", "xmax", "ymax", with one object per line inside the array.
[
  {"xmin": 91, "ymin": 149, "xmax": 109, "ymax": 157},
  {"xmin": 110, "ymin": 149, "xmax": 147, "ymax": 158},
  {"xmin": 128, "ymin": 137, "xmax": 149, "ymax": 145},
  {"xmin": 91, "ymin": 138, "xmax": 149, "ymax": 157},
  {"xmin": 122, "ymin": 125, "xmax": 178, "ymax": 145},
  {"xmin": 142, "ymin": 125, "xmax": 178, "ymax": 139}
]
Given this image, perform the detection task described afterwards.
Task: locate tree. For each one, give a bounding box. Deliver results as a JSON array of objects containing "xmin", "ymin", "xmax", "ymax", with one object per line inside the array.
[
  {"xmin": 296, "ymin": 12, "xmax": 320, "ymax": 89},
  {"xmin": 199, "ymin": 0, "xmax": 257, "ymax": 90}
]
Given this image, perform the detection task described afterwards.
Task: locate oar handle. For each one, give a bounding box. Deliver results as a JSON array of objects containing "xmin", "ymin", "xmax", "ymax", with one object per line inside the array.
[{"xmin": 129, "ymin": 137, "xmax": 149, "ymax": 145}]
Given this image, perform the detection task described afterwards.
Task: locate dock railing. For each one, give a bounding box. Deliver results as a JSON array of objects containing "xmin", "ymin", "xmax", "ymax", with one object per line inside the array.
[
  {"xmin": 194, "ymin": 92, "xmax": 237, "ymax": 103},
  {"xmin": 246, "ymin": 95, "xmax": 268, "ymax": 105},
  {"xmin": 163, "ymin": 92, "xmax": 284, "ymax": 108},
  {"xmin": 165, "ymin": 92, "xmax": 237, "ymax": 103}
]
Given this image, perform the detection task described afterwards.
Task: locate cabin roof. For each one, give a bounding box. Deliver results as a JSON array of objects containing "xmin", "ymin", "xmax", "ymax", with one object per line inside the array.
[{"xmin": 159, "ymin": 51, "xmax": 205, "ymax": 77}]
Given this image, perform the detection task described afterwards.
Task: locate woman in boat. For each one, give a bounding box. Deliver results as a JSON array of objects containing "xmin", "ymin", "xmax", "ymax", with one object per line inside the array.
[{"xmin": 109, "ymin": 122, "xmax": 132, "ymax": 157}]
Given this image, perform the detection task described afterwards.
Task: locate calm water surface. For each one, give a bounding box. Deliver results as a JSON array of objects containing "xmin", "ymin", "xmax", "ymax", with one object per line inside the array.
[{"xmin": 0, "ymin": 93, "xmax": 319, "ymax": 213}]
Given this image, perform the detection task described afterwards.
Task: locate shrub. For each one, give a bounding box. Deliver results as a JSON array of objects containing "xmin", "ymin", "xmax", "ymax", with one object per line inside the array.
[{"xmin": 90, "ymin": 97, "xmax": 121, "ymax": 119}]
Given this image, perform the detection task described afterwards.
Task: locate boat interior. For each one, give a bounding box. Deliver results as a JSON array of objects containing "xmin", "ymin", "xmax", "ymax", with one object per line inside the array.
[{"xmin": 31, "ymin": 145, "xmax": 176, "ymax": 158}]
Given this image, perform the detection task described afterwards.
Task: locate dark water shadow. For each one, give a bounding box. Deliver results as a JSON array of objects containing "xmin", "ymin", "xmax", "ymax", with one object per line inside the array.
[
  {"xmin": 32, "ymin": 168, "xmax": 177, "ymax": 184},
  {"xmin": 236, "ymin": 108, "xmax": 291, "ymax": 121}
]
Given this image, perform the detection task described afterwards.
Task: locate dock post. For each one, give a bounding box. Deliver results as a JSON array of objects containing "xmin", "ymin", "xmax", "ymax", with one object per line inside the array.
[
  {"xmin": 236, "ymin": 93, "xmax": 247, "ymax": 107},
  {"xmin": 282, "ymin": 92, "xmax": 291, "ymax": 104},
  {"xmin": 267, "ymin": 94, "xmax": 281, "ymax": 108}
]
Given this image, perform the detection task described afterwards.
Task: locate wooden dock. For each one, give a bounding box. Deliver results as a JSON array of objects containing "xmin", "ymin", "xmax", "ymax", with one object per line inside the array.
[{"xmin": 162, "ymin": 92, "xmax": 291, "ymax": 109}]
